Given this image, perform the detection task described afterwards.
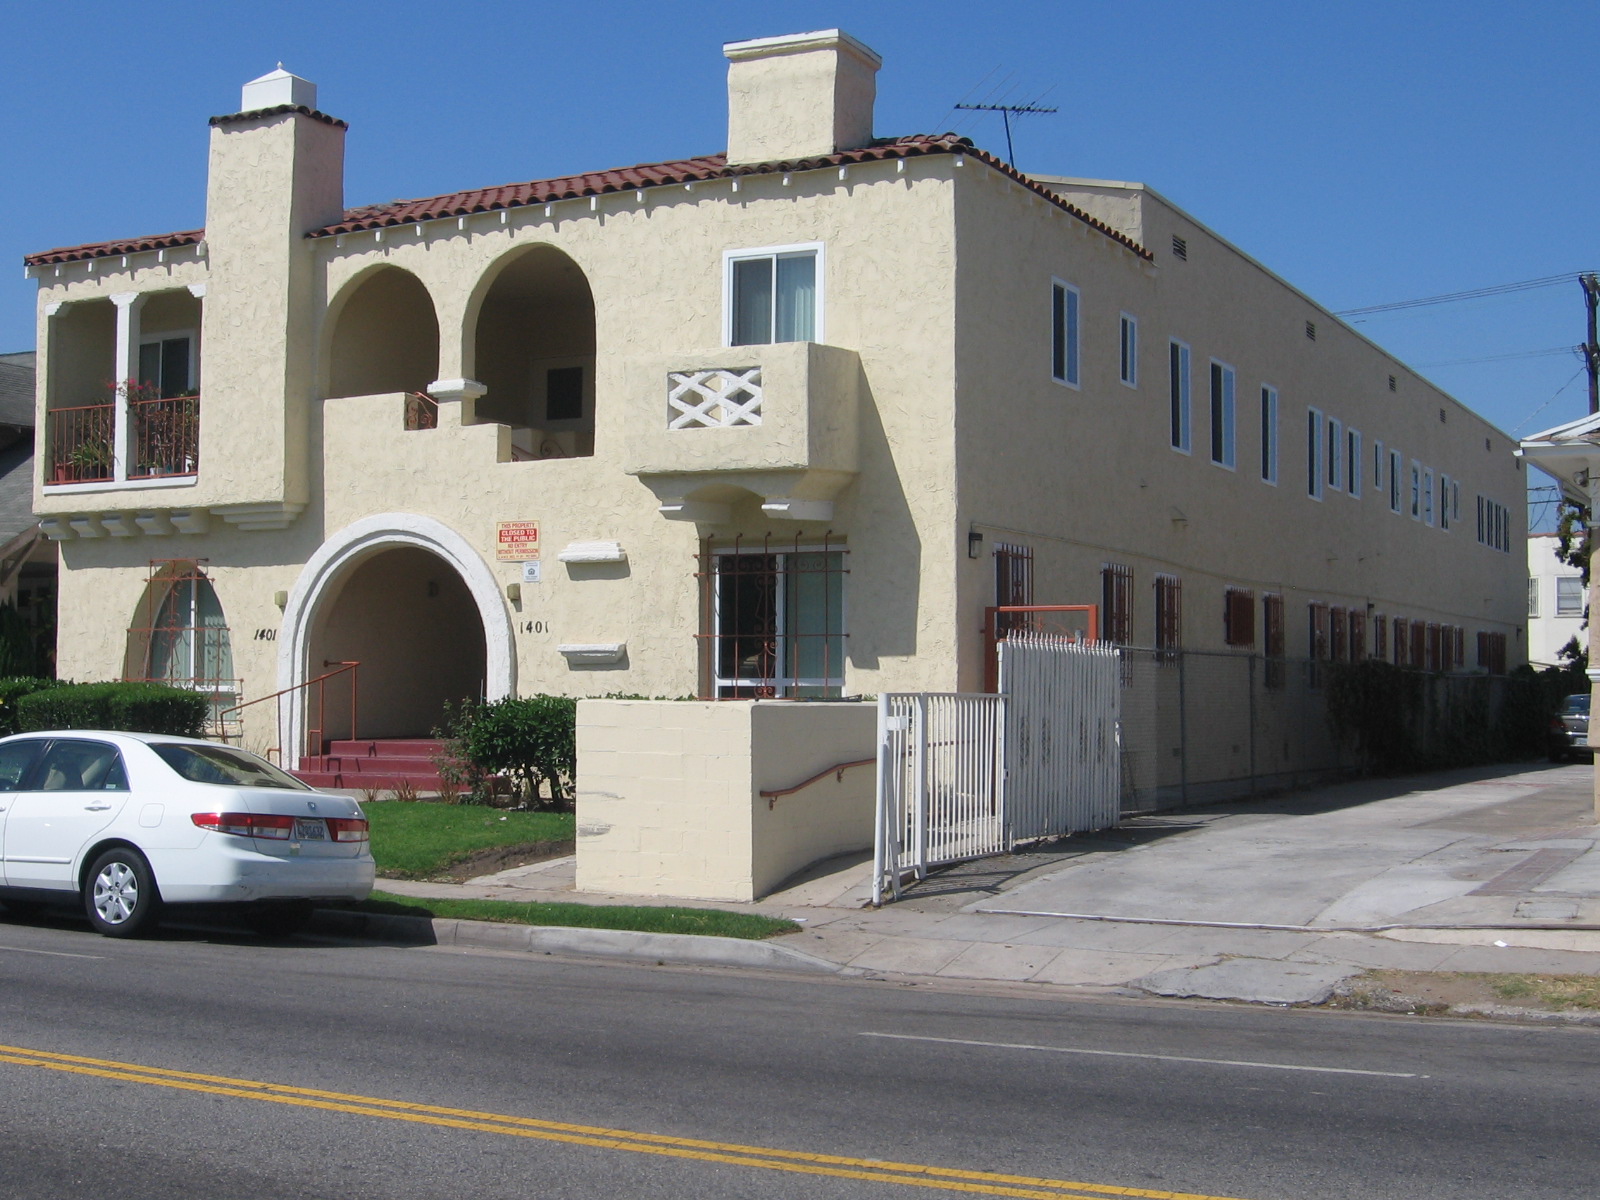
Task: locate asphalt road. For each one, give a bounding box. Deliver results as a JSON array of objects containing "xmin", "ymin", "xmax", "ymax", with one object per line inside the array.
[{"xmin": 0, "ymin": 910, "xmax": 1595, "ymax": 1200}]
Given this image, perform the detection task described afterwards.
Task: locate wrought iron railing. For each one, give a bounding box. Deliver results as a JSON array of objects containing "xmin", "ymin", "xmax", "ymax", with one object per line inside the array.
[
  {"xmin": 130, "ymin": 394, "xmax": 199, "ymax": 479},
  {"xmin": 46, "ymin": 403, "xmax": 116, "ymax": 483},
  {"xmin": 217, "ymin": 660, "xmax": 359, "ymax": 767},
  {"xmin": 404, "ymin": 391, "xmax": 438, "ymax": 431}
]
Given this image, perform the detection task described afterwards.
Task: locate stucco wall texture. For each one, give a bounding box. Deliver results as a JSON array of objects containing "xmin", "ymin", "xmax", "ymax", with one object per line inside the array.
[{"xmin": 30, "ymin": 29, "xmax": 1525, "ymax": 767}]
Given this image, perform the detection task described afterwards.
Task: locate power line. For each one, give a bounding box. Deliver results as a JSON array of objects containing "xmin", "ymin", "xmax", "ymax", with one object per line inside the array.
[
  {"xmin": 1335, "ymin": 272, "xmax": 1583, "ymax": 317},
  {"xmin": 1415, "ymin": 345, "xmax": 1580, "ymax": 369}
]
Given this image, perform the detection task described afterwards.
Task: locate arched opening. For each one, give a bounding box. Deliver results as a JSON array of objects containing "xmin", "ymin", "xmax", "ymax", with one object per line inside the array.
[
  {"xmin": 306, "ymin": 546, "xmax": 486, "ymax": 741},
  {"xmin": 472, "ymin": 245, "xmax": 596, "ymax": 458},
  {"xmin": 123, "ymin": 560, "xmax": 238, "ymax": 729},
  {"xmin": 326, "ymin": 267, "xmax": 440, "ymax": 399}
]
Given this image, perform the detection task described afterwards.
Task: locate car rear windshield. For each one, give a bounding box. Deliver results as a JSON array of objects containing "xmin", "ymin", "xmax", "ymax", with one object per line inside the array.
[
  {"xmin": 150, "ymin": 744, "xmax": 311, "ymax": 790},
  {"xmin": 1564, "ymin": 695, "xmax": 1591, "ymax": 716}
]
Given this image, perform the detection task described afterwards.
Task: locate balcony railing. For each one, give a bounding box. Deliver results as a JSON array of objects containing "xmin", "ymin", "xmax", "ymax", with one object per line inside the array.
[
  {"xmin": 130, "ymin": 395, "xmax": 199, "ymax": 479},
  {"xmin": 47, "ymin": 403, "xmax": 115, "ymax": 484},
  {"xmin": 46, "ymin": 395, "xmax": 200, "ymax": 485}
]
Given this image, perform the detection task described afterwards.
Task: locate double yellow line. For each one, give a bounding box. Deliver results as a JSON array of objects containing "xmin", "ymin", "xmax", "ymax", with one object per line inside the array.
[{"xmin": 0, "ymin": 1042, "xmax": 1251, "ymax": 1200}]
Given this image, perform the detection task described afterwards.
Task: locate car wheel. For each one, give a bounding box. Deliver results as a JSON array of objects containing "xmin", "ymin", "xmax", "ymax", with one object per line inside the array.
[
  {"xmin": 84, "ymin": 848, "xmax": 161, "ymax": 938},
  {"xmin": 243, "ymin": 901, "xmax": 315, "ymax": 938}
]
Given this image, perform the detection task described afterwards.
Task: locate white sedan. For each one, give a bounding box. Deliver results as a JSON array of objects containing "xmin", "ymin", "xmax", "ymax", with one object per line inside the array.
[{"xmin": 0, "ymin": 730, "xmax": 375, "ymax": 937}]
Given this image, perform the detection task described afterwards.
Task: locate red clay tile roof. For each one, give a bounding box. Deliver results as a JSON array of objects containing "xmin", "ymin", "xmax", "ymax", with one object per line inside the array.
[
  {"xmin": 24, "ymin": 228, "xmax": 204, "ymax": 267},
  {"xmin": 23, "ymin": 134, "xmax": 1150, "ymax": 266}
]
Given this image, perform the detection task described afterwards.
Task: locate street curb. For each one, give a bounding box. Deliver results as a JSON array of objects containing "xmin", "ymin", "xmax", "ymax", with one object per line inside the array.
[{"xmin": 311, "ymin": 908, "xmax": 845, "ymax": 974}]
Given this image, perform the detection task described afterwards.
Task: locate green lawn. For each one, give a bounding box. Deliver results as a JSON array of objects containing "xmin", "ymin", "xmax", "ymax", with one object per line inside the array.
[
  {"xmin": 364, "ymin": 802, "xmax": 574, "ymax": 878},
  {"xmin": 360, "ymin": 892, "xmax": 799, "ymax": 940}
]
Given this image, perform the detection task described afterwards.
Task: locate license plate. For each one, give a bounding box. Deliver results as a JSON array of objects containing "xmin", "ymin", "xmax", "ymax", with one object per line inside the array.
[{"xmin": 294, "ymin": 817, "xmax": 327, "ymax": 841}]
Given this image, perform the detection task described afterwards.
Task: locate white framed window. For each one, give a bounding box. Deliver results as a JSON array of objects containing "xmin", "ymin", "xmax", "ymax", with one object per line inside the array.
[
  {"xmin": 706, "ymin": 544, "xmax": 846, "ymax": 697},
  {"xmin": 1528, "ymin": 577, "xmax": 1540, "ymax": 618},
  {"xmin": 1119, "ymin": 313, "xmax": 1137, "ymax": 388},
  {"xmin": 1557, "ymin": 575, "xmax": 1584, "ymax": 616},
  {"xmin": 1410, "ymin": 461, "xmax": 1422, "ymax": 519},
  {"xmin": 1327, "ymin": 417, "xmax": 1343, "ymax": 492},
  {"xmin": 1260, "ymin": 385, "xmax": 1278, "ymax": 484},
  {"xmin": 1423, "ymin": 468, "xmax": 1435, "ymax": 525},
  {"xmin": 1307, "ymin": 406, "xmax": 1324, "ymax": 500},
  {"xmin": 137, "ymin": 330, "xmax": 198, "ymax": 398},
  {"xmin": 1052, "ymin": 279, "xmax": 1081, "ymax": 388},
  {"xmin": 1347, "ymin": 428, "xmax": 1361, "ymax": 497},
  {"xmin": 1389, "ymin": 448, "xmax": 1402, "ymax": 513},
  {"xmin": 1169, "ymin": 339, "xmax": 1191, "ymax": 453},
  {"xmin": 724, "ymin": 243, "xmax": 822, "ymax": 346},
  {"xmin": 1209, "ymin": 360, "xmax": 1236, "ymax": 469}
]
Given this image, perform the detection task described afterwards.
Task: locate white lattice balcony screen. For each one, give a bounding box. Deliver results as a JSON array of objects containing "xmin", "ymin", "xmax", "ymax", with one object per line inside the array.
[{"xmin": 667, "ymin": 367, "xmax": 763, "ymax": 429}]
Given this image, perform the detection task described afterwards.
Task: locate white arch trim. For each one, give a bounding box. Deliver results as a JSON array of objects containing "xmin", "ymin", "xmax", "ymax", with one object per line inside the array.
[{"xmin": 277, "ymin": 514, "xmax": 515, "ymax": 761}]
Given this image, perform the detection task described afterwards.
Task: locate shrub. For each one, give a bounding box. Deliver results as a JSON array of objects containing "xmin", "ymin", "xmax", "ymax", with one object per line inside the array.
[
  {"xmin": 0, "ymin": 677, "xmax": 59, "ymax": 736},
  {"xmin": 16, "ymin": 681, "xmax": 208, "ymax": 737},
  {"xmin": 434, "ymin": 694, "xmax": 577, "ymax": 810}
]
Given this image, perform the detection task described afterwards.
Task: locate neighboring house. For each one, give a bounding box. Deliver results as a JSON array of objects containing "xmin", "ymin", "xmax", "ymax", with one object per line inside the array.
[
  {"xmin": 0, "ymin": 351, "xmax": 55, "ymax": 671},
  {"xmin": 22, "ymin": 30, "xmax": 1526, "ymax": 766},
  {"xmin": 1527, "ymin": 531, "xmax": 1587, "ymax": 667}
]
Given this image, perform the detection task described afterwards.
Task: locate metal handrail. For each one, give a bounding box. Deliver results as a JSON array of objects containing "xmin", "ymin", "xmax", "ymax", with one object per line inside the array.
[
  {"xmin": 760, "ymin": 757, "xmax": 875, "ymax": 808},
  {"xmin": 217, "ymin": 660, "xmax": 359, "ymax": 766},
  {"xmin": 404, "ymin": 392, "xmax": 438, "ymax": 431}
]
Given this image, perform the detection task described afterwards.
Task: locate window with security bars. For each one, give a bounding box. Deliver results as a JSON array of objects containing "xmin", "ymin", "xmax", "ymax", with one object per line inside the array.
[
  {"xmin": 1330, "ymin": 606, "xmax": 1347, "ymax": 661},
  {"xmin": 1308, "ymin": 603, "xmax": 1330, "ymax": 661},
  {"xmin": 1557, "ymin": 576, "xmax": 1584, "ymax": 616},
  {"xmin": 1101, "ymin": 563, "xmax": 1133, "ymax": 645},
  {"xmin": 993, "ymin": 543, "xmax": 1035, "ymax": 638},
  {"xmin": 1410, "ymin": 621, "xmax": 1427, "ymax": 668},
  {"xmin": 1263, "ymin": 593, "xmax": 1285, "ymax": 688},
  {"xmin": 697, "ymin": 536, "xmax": 846, "ymax": 698},
  {"xmin": 1349, "ymin": 610, "xmax": 1366, "ymax": 661},
  {"xmin": 1374, "ymin": 613, "xmax": 1388, "ymax": 662},
  {"xmin": 124, "ymin": 559, "xmax": 239, "ymax": 729},
  {"xmin": 1453, "ymin": 625, "xmax": 1466, "ymax": 668},
  {"xmin": 1154, "ymin": 575, "xmax": 1182, "ymax": 660},
  {"xmin": 1224, "ymin": 587, "xmax": 1255, "ymax": 647},
  {"xmin": 1393, "ymin": 617, "xmax": 1409, "ymax": 666},
  {"xmin": 1477, "ymin": 631, "xmax": 1507, "ymax": 675}
]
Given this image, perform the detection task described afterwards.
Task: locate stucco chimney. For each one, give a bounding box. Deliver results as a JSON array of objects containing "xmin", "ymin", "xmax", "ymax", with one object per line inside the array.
[{"xmin": 724, "ymin": 30, "xmax": 881, "ymax": 165}]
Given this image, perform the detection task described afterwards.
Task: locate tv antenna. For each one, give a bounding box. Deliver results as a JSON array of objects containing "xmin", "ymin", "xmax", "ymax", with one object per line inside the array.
[{"xmin": 954, "ymin": 102, "xmax": 1058, "ymax": 166}]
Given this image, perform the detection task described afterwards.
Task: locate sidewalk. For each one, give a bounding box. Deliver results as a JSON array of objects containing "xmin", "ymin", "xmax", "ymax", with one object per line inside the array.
[{"xmin": 370, "ymin": 761, "xmax": 1600, "ymax": 1005}]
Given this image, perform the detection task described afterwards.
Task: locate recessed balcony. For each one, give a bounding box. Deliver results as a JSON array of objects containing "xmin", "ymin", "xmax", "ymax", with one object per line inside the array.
[
  {"xmin": 625, "ymin": 341, "xmax": 860, "ymax": 523},
  {"xmin": 45, "ymin": 391, "xmax": 199, "ymax": 488}
]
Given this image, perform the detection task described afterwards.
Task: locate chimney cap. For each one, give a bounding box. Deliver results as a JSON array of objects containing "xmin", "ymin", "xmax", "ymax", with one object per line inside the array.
[
  {"xmin": 723, "ymin": 29, "xmax": 881, "ymax": 68},
  {"xmin": 240, "ymin": 65, "xmax": 318, "ymax": 113}
]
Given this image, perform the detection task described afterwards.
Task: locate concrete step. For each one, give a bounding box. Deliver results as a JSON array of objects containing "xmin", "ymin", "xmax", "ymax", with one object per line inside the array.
[
  {"xmin": 324, "ymin": 738, "xmax": 445, "ymax": 760},
  {"xmin": 295, "ymin": 770, "xmax": 451, "ymax": 793}
]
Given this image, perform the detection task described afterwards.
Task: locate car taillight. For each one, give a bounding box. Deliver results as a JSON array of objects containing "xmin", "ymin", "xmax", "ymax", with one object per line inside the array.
[
  {"xmin": 191, "ymin": 812, "xmax": 296, "ymax": 840},
  {"xmin": 325, "ymin": 816, "xmax": 369, "ymax": 843}
]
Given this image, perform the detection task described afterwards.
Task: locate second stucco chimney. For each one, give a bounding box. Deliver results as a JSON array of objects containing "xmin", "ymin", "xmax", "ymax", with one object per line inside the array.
[{"xmin": 724, "ymin": 30, "xmax": 880, "ymax": 165}]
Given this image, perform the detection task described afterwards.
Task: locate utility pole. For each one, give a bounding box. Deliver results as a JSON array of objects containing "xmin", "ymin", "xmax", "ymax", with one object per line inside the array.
[
  {"xmin": 1582, "ymin": 272, "xmax": 1600, "ymax": 414},
  {"xmin": 953, "ymin": 102, "xmax": 1058, "ymax": 168}
]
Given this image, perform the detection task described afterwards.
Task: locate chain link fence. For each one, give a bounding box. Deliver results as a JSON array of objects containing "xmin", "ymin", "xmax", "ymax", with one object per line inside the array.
[{"xmin": 1115, "ymin": 647, "xmax": 1511, "ymax": 813}]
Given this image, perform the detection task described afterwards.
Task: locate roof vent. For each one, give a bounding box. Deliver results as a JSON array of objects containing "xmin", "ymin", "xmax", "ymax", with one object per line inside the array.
[
  {"xmin": 1305, "ymin": 321, "xmax": 1317, "ymax": 341},
  {"xmin": 240, "ymin": 65, "xmax": 317, "ymax": 113},
  {"xmin": 1170, "ymin": 235, "xmax": 1187, "ymax": 260}
]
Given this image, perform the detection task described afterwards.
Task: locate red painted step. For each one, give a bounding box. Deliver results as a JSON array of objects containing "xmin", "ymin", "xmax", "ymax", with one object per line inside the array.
[{"xmin": 293, "ymin": 738, "xmax": 461, "ymax": 794}]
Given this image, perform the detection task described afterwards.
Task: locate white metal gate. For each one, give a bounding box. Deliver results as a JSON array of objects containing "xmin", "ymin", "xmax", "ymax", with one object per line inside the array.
[{"xmin": 872, "ymin": 636, "xmax": 1120, "ymax": 904}]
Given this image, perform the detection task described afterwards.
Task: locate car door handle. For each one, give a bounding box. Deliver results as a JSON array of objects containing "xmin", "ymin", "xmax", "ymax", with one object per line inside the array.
[{"xmin": 84, "ymin": 802, "xmax": 112, "ymax": 811}]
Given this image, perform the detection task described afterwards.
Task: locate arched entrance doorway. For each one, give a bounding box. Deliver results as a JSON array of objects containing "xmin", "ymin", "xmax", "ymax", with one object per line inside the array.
[{"xmin": 279, "ymin": 515, "xmax": 515, "ymax": 762}]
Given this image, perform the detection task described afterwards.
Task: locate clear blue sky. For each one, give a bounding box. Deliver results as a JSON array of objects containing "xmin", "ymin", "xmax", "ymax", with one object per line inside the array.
[{"xmin": 3, "ymin": 1, "xmax": 1593, "ymax": 522}]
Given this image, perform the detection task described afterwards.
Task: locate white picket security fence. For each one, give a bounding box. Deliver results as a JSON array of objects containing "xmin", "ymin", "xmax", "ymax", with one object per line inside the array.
[
  {"xmin": 1000, "ymin": 632, "xmax": 1121, "ymax": 840},
  {"xmin": 872, "ymin": 636, "xmax": 1120, "ymax": 904}
]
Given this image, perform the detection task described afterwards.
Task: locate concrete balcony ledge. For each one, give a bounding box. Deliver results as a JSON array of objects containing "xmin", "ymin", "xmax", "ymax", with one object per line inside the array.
[{"xmin": 624, "ymin": 341, "xmax": 861, "ymax": 522}]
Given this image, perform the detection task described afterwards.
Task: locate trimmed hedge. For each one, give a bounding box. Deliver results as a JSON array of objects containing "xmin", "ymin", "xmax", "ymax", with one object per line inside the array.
[
  {"xmin": 16, "ymin": 682, "xmax": 208, "ymax": 737},
  {"xmin": 0, "ymin": 677, "xmax": 60, "ymax": 736}
]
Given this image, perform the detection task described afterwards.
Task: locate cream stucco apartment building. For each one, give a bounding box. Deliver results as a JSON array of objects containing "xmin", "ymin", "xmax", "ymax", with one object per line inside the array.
[{"xmin": 26, "ymin": 30, "xmax": 1527, "ymax": 770}]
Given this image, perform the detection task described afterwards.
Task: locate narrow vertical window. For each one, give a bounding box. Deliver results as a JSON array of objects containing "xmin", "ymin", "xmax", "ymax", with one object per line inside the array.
[
  {"xmin": 1101, "ymin": 563, "xmax": 1134, "ymax": 645},
  {"xmin": 1224, "ymin": 587, "xmax": 1255, "ymax": 647},
  {"xmin": 1263, "ymin": 594, "xmax": 1285, "ymax": 689},
  {"xmin": 1389, "ymin": 449, "xmax": 1402, "ymax": 513},
  {"xmin": 1209, "ymin": 361, "xmax": 1236, "ymax": 468},
  {"xmin": 1528, "ymin": 577, "xmax": 1540, "ymax": 618},
  {"xmin": 1119, "ymin": 314, "xmax": 1137, "ymax": 388},
  {"xmin": 1439, "ymin": 474, "xmax": 1451, "ymax": 530},
  {"xmin": 1155, "ymin": 575, "xmax": 1182, "ymax": 660},
  {"xmin": 1373, "ymin": 439, "xmax": 1384, "ymax": 494},
  {"xmin": 1260, "ymin": 385, "xmax": 1279, "ymax": 483},
  {"xmin": 1052, "ymin": 280, "xmax": 1080, "ymax": 387},
  {"xmin": 1327, "ymin": 417, "xmax": 1343, "ymax": 492},
  {"xmin": 1423, "ymin": 468, "xmax": 1435, "ymax": 525},
  {"xmin": 1169, "ymin": 340, "xmax": 1191, "ymax": 452},
  {"xmin": 1410, "ymin": 461, "xmax": 1422, "ymax": 519},
  {"xmin": 1347, "ymin": 429, "xmax": 1361, "ymax": 497},
  {"xmin": 1307, "ymin": 407, "xmax": 1324, "ymax": 499},
  {"xmin": 993, "ymin": 542, "xmax": 1035, "ymax": 638}
]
